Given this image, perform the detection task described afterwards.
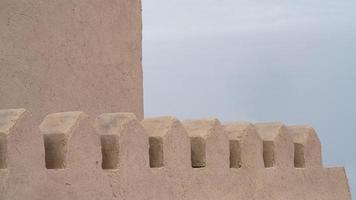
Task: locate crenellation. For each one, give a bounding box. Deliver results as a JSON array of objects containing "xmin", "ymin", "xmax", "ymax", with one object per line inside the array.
[
  {"xmin": 182, "ymin": 119, "xmax": 231, "ymax": 200},
  {"xmin": 288, "ymin": 125, "xmax": 323, "ymax": 168},
  {"xmin": 94, "ymin": 113, "xmax": 151, "ymax": 200},
  {"xmin": 255, "ymin": 122, "xmax": 294, "ymax": 168},
  {"xmin": 224, "ymin": 123, "xmax": 264, "ymax": 170},
  {"xmin": 224, "ymin": 123, "xmax": 264, "ymax": 199},
  {"xmin": 183, "ymin": 119, "xmax": 229, "ymax": 170},
  {"xmin": 0, "ymin": 0, "xmax": 352, "ymax": 198},
  {"xmin": 40, "ymin": 112, "xmax": 82, "ymax": 170},
  {"xmin": 255, "ymin": 123, "xmax": 306, "ymax": 200},
  {"xmin": 0, "ymin": 109, "xmax": 352, "ymax": 199},
  {"xmin": 95, "ymin": 113, "xmax": 149, "ymax": 170},
  {"xmin": 1, "ymin": 109, "xmax": 46, "ymax": 200},
  {"xmin": 142, "ymin": 116, "xmax": 190, "ymax": 169},
  {"xmin": 142, "ymin": 117, "xmax": 191, "ymax": 199},
  {"xmin": 0, "ymin": 109, "xmax": 31, "ymax": 199}
]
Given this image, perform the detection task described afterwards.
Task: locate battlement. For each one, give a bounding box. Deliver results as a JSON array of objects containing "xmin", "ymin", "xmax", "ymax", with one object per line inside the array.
[
  {"xmin": 0, "ymin": 109, "xmax": 351, "ymax": 200},
  {"xmin": 0, "ymin": 1, "xmax": 352, "ymax": 199}
]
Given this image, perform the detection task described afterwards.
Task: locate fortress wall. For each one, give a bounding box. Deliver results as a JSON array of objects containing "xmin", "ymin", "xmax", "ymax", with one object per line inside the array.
[
  {"xmin": 0, "ymin": 109, "xmax": 45, "ymax": 200},
  {"xmin": 0, "ymin": 0, "xmax": 143, "ymax": 121},
  {"xmin": 254, "ymin": 123, "xmax": 304, "ymax": 200},
  {"xmin": 142, "ymin": 117, "xmax": 191, "ymax": 199},
  {"xmin": 95, "ymin": 113, "xmax": 151, "ymax": 200},
  {"xmin": 0, "ymin": 109, "xmax": 352, "ymax": 200}
]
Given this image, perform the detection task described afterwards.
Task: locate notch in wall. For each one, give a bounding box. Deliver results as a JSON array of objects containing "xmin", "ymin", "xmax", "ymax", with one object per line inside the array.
[
  {"xmin": 263, "ymin": 141, "xmax": 275, "ymax": 168},
  {"xmin": 101, "ymin": 135, "xmax": 119, "ymax": 170},
  {"xmin": 190, "ymin": 137, "xmax": 206, "ymax": 168},
  {"xmin": 44, "ymin": 134, "xmax": 67, "ymax": 169},
  {"xmin": 0, "ymin": 134, "xmax": 7, "ymax": 169},
  {"xmin": 229, "ymin": 140, "xmax": 242, "ymax": 169},
  {"xmin": 294, "ymin": 143, "xmax": 305, "ymax": 168},
  {"xmin": 149, "ymin": 137, "xmax": 163, "ymax": 168}
]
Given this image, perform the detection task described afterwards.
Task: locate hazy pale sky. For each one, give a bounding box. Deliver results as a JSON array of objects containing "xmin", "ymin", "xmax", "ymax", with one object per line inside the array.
[{"xmin": 142, "ymin": 0, "xmax": 356, "ymax": 195}]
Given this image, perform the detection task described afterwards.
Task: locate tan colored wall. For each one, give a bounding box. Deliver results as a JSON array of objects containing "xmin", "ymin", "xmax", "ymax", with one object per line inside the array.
[
  {"xmin": 0, "ymin": 0, "xmax": 143, "ymax": 121},
  {"xmin": 0, "ymin": 109, "xmax": 352, "ymax": 200},
  {"xmin": 0, "ymin": 1, "xmax": 352, "ymax": 199}
]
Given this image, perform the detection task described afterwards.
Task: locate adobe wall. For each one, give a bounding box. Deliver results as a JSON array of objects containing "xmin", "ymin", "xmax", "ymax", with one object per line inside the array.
[
  {"xmin": 0, "ymin": 109, "xmax": 352, "ymax": 200},
  {"xmin": 0, "ymin": 0, "xmax": 143, "ymax": 121}
]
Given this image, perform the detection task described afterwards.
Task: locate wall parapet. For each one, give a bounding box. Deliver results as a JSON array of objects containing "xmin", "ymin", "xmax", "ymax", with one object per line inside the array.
[{"xmin": 0, "ymin": 109, "xmax": 352, "ymax": 200}]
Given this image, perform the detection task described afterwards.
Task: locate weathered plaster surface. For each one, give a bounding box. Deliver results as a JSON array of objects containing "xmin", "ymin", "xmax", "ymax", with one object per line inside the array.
[
  {"xmin": 0, "ymin": 0, "xmax": 143, "ymax": 121},
  {"xmin": 0, "ymin": 109, "xmax": 352, "ymax": 200},
  {"xmin": 0, "ymin": 0, "xmax": 352, "ymax": 199}
]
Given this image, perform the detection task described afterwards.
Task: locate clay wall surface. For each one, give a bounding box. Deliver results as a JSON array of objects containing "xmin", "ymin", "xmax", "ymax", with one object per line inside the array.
[
  {"xmin": 0, "ymin": 0, "xmax": 143, "ymax": 121},
  {"xmin": 0, "ymin": 109, "xmax": 351, "ymax": 200}
]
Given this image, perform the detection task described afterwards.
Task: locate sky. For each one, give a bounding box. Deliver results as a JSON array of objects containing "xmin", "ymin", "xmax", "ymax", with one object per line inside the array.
[{"xmin": 142, "ymin": 0, "xmax": 356, "ymax": 196}]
